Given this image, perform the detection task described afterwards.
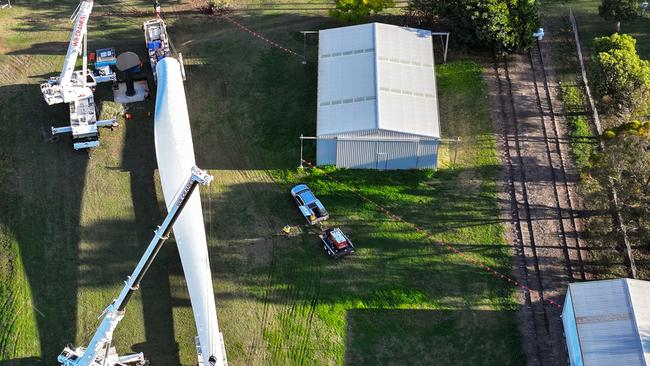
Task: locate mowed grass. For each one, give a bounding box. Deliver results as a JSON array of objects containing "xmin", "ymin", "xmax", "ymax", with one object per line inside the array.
[
  {"xmin": 0, "ymin": 3, "xmax": 524, "ymax": 365},
  {"xmin": 547, "ymin": 0, "xmax": 650, "ymax": 59},
  {"xmin": 542, "ymin": 0, "xmax": 650, "ymax": 96}
]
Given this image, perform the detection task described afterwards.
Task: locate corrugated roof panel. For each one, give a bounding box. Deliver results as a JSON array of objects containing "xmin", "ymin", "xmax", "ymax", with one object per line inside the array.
[
  {"xmin": 565, "ymin": 279, "xmax": 650, "ymax": 366},
  {"xmin": 317, "ymin": 23, "xmax": 440, "ymax": 139},
  {"xmin": 317, "ymin": 100, "xmax": 376, "ymax": 136},
  {"xmin": 571, "ymin": 279, "xmax": 630, "ymax": 318},
  {"xmin": 319, "ymin": 23, "xmax": 374, "ymax": 56},
  {"xmin": 318, "ymin": 51, "xmax": 375, "ymax": 104},
  {"xmin": 375, "ymin": 23, "xmax": 433, "ymax": 67},
  {"xmin": 580, "ymin": 320, "xmax": 645, "ymax": 366},
  {"xmin": 378, "ymin": 91, "xmax": 438, "ymax": 137}
]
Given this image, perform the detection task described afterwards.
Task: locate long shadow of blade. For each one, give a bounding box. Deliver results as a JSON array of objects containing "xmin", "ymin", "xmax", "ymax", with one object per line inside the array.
[
  {"xmin": 0, "ymin": 85, "xmax": 85, "ymax": 363},
  {"xmin": 121, "ymin": 99, "xmax": 181, "ymax": 365}
]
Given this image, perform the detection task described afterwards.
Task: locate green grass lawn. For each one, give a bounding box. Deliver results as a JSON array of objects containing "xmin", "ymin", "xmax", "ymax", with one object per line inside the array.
[
  {"xmin": 0, "ymin": 2, "xmax": 523, "ymax": 365},
  {"xmin": 543, "ymin": 0, "xmax": 650, "ymax": 58}
]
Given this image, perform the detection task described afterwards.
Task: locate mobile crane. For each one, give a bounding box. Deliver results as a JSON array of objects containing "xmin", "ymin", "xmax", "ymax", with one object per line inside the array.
[
  {"xmin": 57, "ymin": 167, "xmax": 214, "ymax": 366},
  {"xmin": 41, "ymin": 0, "xmax": 117, "ymax": 150}
]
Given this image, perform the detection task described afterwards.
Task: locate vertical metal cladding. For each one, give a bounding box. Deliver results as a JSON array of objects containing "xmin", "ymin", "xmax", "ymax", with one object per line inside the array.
[
  {"xmin": 316, "ymin": 138, "xmax": 336, "ymax": 166},
  {"xmin": 562, "ymin": 292, "xmax": 584, "ymax": 366},
  {"xmin": 321, "ymin": 130, "xmax": 439, "ymax": 170},
  {"xmin": 377, "ymin": 140, "xmax": 417, "ymax": 169},
  {"xmin": 154, "ymin": 57, "xmax": 226, "ymax": 366},
  {"xmin": 336, "ymin": 139, "xmax": 376, "ymax": 169},
  {"xmin": 416, "ymin": 139, "xmax": 439, "ymax": 169}
]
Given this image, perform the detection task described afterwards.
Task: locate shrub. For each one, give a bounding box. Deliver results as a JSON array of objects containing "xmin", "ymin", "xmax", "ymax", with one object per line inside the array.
[
  {"xmin": 330, "ymin": 0, "xmax": 395, "ymax": 22},
  {"xmin": 603, "ymin": 129, "xmax": 617, "ymax": 139},
  {"xmin": 589, "ymin": 33, "xmax": 650, "ymax": 117}
]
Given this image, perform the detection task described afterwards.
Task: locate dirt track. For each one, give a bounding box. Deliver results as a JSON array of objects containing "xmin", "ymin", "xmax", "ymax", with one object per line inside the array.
[{"xmin": 485, "ymin": 36, "xmax": 591, "ymax": 366}]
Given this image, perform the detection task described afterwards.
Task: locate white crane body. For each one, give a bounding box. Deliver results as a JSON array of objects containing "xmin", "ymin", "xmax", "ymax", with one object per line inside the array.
[
  {"xmin": 57, "ymin": 167, "xmax": 214, "ymax": 366},
  {"xmin": 41, "ymin": 0, "xmax": 117, "ymax": 150}
]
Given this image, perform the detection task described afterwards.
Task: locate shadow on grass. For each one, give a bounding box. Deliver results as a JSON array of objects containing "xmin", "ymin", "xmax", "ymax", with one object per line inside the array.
[
  {"xmin": 119, "ymin": 94, "xmax": 182, "ymax": 364},
  {"xmin": 344, "ymin": 308, "xmax": 524, "ymax": 366},
  {"xmin": 0, "ymin": 67, "xmax": 177, "ymax": 366},
  {"xmin": 0, "ymin": 84, "xmax": 86, "ymax": 363},
  {"xmin": 196, "ymin": 173, "xmax": 536, "ymax": 364}
]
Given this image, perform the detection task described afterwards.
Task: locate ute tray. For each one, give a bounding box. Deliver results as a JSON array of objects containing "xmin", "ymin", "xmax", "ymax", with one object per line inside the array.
[{"xmin": 143, "ymin": 18, "xmax": 173, "ymax": 81}]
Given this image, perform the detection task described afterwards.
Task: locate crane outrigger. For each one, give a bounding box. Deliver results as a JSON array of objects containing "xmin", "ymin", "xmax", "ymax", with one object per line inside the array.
[
  {"xmin": 57, "ymin": 167, "xmax": 213, "ymax": 366},
  {"xmin": 41, "ymin": 0, "xmax": 117, "ymax": 150}
]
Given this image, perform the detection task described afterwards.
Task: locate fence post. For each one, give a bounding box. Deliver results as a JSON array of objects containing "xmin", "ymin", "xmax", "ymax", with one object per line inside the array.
[
  {"xmin": 299, "ymin": 134, "xmax": 304, "ymax": 169},
  {"xmin": 453, "ymin": 137, "xmax": 460, "ymax": 168}
]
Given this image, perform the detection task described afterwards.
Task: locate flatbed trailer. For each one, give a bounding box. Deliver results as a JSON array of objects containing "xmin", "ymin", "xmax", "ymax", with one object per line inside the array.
[{"xmin": 143, "ymin": 18, "xmax": 173, "ymax": 82}]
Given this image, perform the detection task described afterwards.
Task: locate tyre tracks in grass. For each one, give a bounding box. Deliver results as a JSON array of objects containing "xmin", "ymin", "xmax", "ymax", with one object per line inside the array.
[{"xmin": 224, "ymin": 167, "xmax": 322, "ymax": 365}]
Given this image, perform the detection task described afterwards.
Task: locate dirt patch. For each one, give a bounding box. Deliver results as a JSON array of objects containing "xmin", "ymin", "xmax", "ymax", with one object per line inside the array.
[{"xmin": 483, "ymin": 35, "xmax": 591, "ymax": 365}]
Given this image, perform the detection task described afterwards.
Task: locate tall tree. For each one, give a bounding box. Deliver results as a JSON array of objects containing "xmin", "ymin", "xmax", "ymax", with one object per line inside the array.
[
  {"xmin": 599, "ymin": 0, "xmax": 637, "ymax": 32},
  {"xmin": 406, "ymin": 0, "xmax": 539, "ymax": 52},
  {"xmin": 591, "ymin": 134, "xmax": 650, "ymax": 252}
]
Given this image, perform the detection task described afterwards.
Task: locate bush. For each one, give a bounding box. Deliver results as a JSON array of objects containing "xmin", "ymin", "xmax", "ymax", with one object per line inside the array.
[
  {"xmin": 589, "ymin": 33, "xmax": 650, "ymax": 117},
  {"xmin": 603, "ymin": 129, "xmax": 617, "ymax": 139},
  {"xmin": 330, "ymin": 0, "xmax": 395, "ymax": 22},
  {"xmin": 602, "ymin": 119, "xmax": 650, "ymax": 138}
]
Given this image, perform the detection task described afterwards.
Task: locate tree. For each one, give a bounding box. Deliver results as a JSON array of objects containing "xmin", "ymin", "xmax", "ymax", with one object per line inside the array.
[
  {"xmin": 407, "ymin": 0, "xmax": 539, "ymax": 52},
  {"xmin": 330, "ymin": 0, "xmax": 395, "ymax": 22},
  {"xmin": 589, "ymin": 33, "xmax": 650, "ymax": 117},
  {"xmin": 599, "ymin": 0, "xmax": 637, "ymax": 32},
  {"xmin": 591, "ymin": 134, "xmax": 650, "ymax": 252}
]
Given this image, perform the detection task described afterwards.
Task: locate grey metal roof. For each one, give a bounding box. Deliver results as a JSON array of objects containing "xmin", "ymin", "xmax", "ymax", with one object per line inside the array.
[
  {"xmin": 317, "ymin": 23, "xmax": 440, "ymax": 138},
  {"xmin": 565, "ymin": 279, "xmax": 650, "ymax": 366}
]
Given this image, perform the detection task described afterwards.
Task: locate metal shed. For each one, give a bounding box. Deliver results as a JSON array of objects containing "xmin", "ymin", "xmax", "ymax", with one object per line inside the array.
[
  {"xmin": 316, "ymin": 23, "xmax": 440, "ymax": 170},
  {"xmin": 562, "ymin": 279, "xmax": 650, "ymax": 366}
]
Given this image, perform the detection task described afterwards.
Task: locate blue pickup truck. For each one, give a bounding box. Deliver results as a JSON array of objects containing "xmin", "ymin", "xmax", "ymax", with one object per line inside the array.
[{"xmin": 290, "ymin": 184, "xmax": 329, "ymax": 225}]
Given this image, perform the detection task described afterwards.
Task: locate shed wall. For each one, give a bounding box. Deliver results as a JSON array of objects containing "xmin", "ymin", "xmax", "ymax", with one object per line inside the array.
[
  {"xmin": 317, "ymin": 135, "xmax": 438, "ymax": 170},
  {"xmin": 316, "ymin": 139, "xmax": 336, "ymax": 166},
  {"xmin": 382, "ymin": 140, "xmax": 417, "ymax": 169},
  {"xmin": 336, "ymin": 140, "xmax": 377, "ymax": 169},
  {"xmin": 563, "ymin": 293, "xmax": 584, "ymax": 366},
  {"xmin": 416, "ymin": 139, "xmax": 438, "ymax": 169}
]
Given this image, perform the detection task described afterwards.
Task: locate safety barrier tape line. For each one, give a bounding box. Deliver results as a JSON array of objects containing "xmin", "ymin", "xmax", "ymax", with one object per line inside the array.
[
  {"xmin": 300, "ymin": 159, "xmax": 562, "ymax": 310},
  {"xmin": 215, "ymin": 13, "xmax": 302, "ymax": 57}
]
